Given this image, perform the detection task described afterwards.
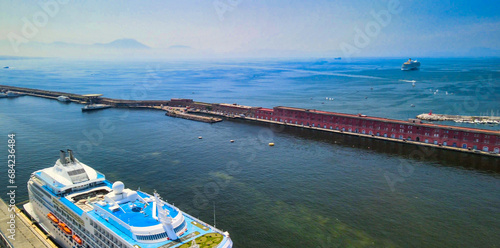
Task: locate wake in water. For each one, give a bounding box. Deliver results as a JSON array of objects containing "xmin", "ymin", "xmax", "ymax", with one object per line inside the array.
[
  {"xmin": 219, "ymin": 64, "xmax": 386, "ymax": 79},
  {"xmin": 398, "ymin": 79, "xmax": 416, "ymax": 83}
]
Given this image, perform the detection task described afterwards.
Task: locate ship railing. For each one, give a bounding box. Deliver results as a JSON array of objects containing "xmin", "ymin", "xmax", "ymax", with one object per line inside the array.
[{"xmin": 170, "ymin": 202, "xmax": 227, "ymax": 235}]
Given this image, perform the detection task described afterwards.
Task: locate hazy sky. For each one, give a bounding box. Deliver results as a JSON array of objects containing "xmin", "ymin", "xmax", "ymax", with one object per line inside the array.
[{"xmin": 0, "ymin": 0, "xmax": 499, "ymax": 57}]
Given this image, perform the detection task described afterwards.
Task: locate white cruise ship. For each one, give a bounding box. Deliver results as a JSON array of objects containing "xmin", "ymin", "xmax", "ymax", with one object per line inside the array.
[
  {"xmin": 24, "ymin": 150, "xmax": 233, "ymax": 248},
  {"xmin": 401, "ymin": 58, "xmax": 421, "ymax": 71}
]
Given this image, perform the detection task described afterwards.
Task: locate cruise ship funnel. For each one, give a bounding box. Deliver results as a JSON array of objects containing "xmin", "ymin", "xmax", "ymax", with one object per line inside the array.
[
  {"xmin": 60, "ymin": 150, "xmax": 66, "ymax": 165},
  {"xmin": 67, "ymin": 149, "xmax": 75, "ymax": 162}
]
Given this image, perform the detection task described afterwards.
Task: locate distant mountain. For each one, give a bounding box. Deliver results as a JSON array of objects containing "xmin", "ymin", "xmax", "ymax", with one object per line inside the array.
[
  {"xmin": 168, "ymin": 45, "xmax": 192, "ymax": 49},
  {"xmin": 93, "ymin": 39, "xmax": 150, "ymax": 49}
]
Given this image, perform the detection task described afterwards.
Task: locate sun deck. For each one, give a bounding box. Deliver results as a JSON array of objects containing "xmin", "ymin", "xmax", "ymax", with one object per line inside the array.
[
  {"xmin": 58, "ymin": 183, "xmax": 229, "ymax": 247},
  {"xmin": 85, "ymin": 200, "xmax": 230, "ymax": 248},
  {"xmin": 98, "ymin": 191, "xmax": 180, "ymax": 227}
]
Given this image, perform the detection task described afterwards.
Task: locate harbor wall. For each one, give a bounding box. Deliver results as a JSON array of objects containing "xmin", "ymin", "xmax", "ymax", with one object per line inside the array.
[
  {"xmin": 1, "ymin": 85, "xmax": 499, "ymax": 156},
  {"xmin": 184, "ymin": 102, "xmax": 500, "ymax": 155}
]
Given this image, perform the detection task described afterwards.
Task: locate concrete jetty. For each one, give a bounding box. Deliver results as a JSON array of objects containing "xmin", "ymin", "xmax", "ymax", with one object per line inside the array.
[
  {"xmin": 417, "ymin": 113, "xmax": 500, "ymax": 124},
  {"xmin": 0, "ymin": 199, "xmax": 58, "ymax": 248},
  {"xmin": 164, "ymin": 107, "xmax": 222, "ymax": 123}
]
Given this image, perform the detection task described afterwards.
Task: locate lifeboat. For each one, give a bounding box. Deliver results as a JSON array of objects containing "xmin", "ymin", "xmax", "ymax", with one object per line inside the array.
[
  {"xmin": 47, "ymin": 213, "xmax": 59, "ymax": 224},
  {"xmin": 72, "ymin": 234, "xmax": 83, "ymax": 245},
  {"xmin": 58, "ymin": 222, "xmax": 72, "ymax": 235}
]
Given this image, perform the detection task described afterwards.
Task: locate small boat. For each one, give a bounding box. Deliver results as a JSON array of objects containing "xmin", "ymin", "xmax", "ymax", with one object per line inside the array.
[
  {"xmin": 0, "ymin": 91, "xmax": 23, "ymax": 98},
  {"xmin": 401, "ymin": 58, "xmax": 421, "ymax": 71},
  {"xmin": 81, "ymin": 104, "xmax": 111, "ymax": 112},
  {"xmin": 3, "ymin": 66, "xmax": 9, "ymax": 69},
  {"xmin": 57, "ymin": 95, "xmax": 71, "ymax": 102}
]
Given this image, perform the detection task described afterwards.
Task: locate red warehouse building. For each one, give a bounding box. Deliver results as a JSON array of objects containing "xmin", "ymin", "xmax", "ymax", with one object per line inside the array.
[{"xmin": 255, "ymin": 106, "xmax": 500, "ymax": 153}]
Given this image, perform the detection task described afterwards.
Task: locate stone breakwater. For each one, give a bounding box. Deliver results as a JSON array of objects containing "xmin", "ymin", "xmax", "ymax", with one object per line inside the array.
[{"xmin": 417, "ymin": 113, "xmax": 500, "ymax": 125}]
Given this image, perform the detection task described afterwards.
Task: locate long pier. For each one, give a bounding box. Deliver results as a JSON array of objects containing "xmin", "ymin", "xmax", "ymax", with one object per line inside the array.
[
  {"xmin": 0, "ymin": 199, "xmax": 58, "ymax": 248},
  {"xmin": 1, "ymin": 84, "xmax": 499, "ymax": 158}
]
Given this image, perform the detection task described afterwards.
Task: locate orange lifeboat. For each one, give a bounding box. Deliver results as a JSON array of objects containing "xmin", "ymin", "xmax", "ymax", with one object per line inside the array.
[
  {"xmin": 58, "ymin": 222, "xmax": 72, "ymax": 235},
  {"xmin": 72, "ymin": 234, "xmax": 83, "ymax": 245},
  {"xmin": 47, "ymin": 213, "xmax": 59, "ymax": 224}
]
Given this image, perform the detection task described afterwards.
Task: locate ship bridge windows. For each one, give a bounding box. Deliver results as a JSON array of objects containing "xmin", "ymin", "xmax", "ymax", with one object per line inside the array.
[
  {"xmin": 174, "ymin": 220, "xmax": 187, "ymax": 233},
  {"xmin": 136, "ymin": 232, "xmax": 169, "ymax": 241}
]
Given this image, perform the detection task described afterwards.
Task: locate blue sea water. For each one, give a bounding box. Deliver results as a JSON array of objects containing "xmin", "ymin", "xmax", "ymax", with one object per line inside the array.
[{"xmin": 0, "ymin": 57, "xmax": 499, "ymax": 247}]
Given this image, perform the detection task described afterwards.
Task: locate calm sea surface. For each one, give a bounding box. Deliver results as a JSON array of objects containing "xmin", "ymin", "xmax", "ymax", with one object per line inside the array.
[{"xmin": 0, "ymin": 57, "xmax": 499, "ymax": 247}]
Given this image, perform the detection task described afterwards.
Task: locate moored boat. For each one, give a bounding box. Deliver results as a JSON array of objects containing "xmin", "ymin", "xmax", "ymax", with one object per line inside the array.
[
  {"xmin": 57, "ymin": 95, "xmax": 71, "ymax": 102},
  {"xmin": 81, "ymin": 104, "xmax": 112, "ymax": 111}
]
